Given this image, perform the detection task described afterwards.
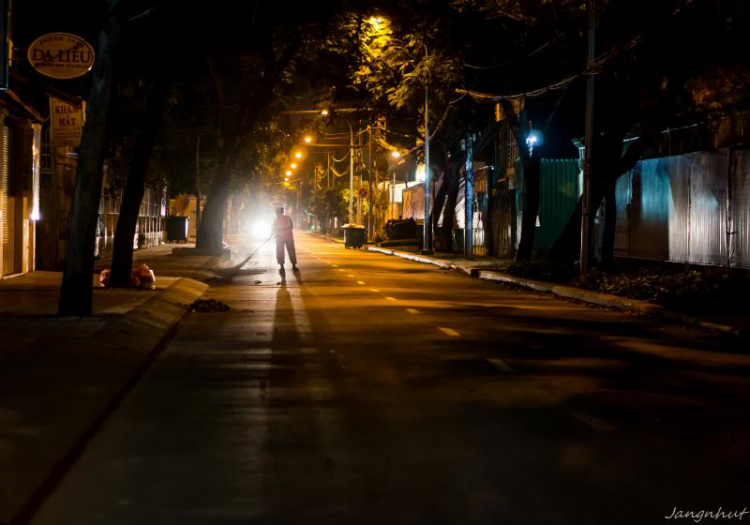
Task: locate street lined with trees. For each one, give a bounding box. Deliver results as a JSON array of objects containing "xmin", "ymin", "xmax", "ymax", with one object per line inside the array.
[
  {"xmin": 47, "ymin": 0, "xmax": 750, "ymax": 314},
  {"xmin": 3, "ymin": 1, "xmax": 750, "ymax": 522}
]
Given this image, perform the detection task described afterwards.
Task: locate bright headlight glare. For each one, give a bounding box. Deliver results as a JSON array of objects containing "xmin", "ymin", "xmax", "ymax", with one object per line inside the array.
[{"xmin": 252, "ymin": 220, "xmax": 272, "ymax": 239}]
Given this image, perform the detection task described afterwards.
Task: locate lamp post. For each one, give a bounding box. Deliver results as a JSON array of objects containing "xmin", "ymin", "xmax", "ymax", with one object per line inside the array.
[
  {"xmin": 422, "ymin": 45, "xmax": 433, "ymax": 255},
  {"xmin": 346, "ymin": 120, "xmax": 354, "ymax": 225}
]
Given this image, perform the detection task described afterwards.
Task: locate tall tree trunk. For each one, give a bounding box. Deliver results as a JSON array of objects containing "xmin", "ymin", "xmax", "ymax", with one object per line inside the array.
[
  {"xmin": 516, "ymin": 156, "xmax": 540, "ymax": 261},
  {"xmin": 58, "ymin": 0, "xmax": 123, "ymax": 316},
  {"xmin": 195, "ymin": 149, "xmax": 235, "ymax": 252},
  {"xmin": 497, "ymin": 101, "xmax": 535, "ymax": 262},
  {"xmin": 195, "ymin": 41, "xmax": 300, "ymax": 251},
  {"xmin": 109, "ymin": 72, "xmax": 169, "ymax": 287},
  {"xmin": 431, "ymin": 169, "xmax": 449, "ymax": 246},
  {"xmin": 441, "ymin": 165, "xmax": 461, "ymax": 252},
  {"xmin": 597, "ymin": 129, "xmax": 626, "ymax": 269}
]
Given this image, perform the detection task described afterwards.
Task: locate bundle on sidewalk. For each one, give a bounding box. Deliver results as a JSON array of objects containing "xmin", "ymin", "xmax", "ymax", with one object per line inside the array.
[{"xmin": 99, "ymin": 263, "xmax": 157, "ymax": 290}]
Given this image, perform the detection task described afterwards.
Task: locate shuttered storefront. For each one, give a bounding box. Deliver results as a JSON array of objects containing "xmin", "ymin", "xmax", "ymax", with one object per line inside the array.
[{"xmin": 1, "ymin": 121, "xmax": 15, "ymax": 276}]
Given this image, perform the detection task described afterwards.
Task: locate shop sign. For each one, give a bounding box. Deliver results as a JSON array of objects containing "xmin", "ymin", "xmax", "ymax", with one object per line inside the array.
[
  {"xmin": 49, "ymin": 97, "xmax": 85, "ymax": 148},
  {"xmin": 28, "ymin": 33, "xmax": 94, "ymax": 80}
]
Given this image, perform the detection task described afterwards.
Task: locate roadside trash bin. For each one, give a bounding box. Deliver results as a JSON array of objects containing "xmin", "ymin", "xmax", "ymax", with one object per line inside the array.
[
  {"xmin": 167, "ymin": 216, "xmax": 189, "ymax": 242},
  {"xmin": 343, "ymin": 224, "xmax": 366, "ymax": 248},
  {"xmin": 385, "ymin": 218, "xmax": 417, "ymax": 240}
]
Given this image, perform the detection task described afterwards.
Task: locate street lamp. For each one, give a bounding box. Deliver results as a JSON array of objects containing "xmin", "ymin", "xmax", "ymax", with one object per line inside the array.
[
  {"xmin": 291, "ymin": 163, "xmax": 297, "ymax": 169},
  {"xmin": 391, "ymin": 151, "xmax": 401, "ymax": 158},
  {"xmin": 295, "ymin": 152, "xmax": 303, "ymax": 159},
  {"xmin": 422, "ymin": 44, "xmax": 433, "ymax": 255},
  {"xmin": 285, "ymin": 170, "xmax": 292, "ymax": 176},
  {"xmin": 304, "ymin": 136, "xmax": 313, "ymax": 143},
  {"xmin": 346, "ymin": 120, "xmax": 355, "ymax": 225}
]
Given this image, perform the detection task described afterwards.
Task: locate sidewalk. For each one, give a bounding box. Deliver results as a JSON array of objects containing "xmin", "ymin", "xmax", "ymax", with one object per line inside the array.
[
  {"xmin": 0, "ymin": 250, "xmax": 211, "ymax": 524},
  {"xmin": 367, "ymin": 246, "xmax": 748, "ymax": 338}
]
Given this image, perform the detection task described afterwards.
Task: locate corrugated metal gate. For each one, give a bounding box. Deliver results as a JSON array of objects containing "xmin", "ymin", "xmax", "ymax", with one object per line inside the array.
[
  {"xmin": 1, "ymin": 120, "xmax": 15, "ymax": 276},
  {"xmin": 616, "ymin": 147, "xmax": 750, "ymax": 268}
]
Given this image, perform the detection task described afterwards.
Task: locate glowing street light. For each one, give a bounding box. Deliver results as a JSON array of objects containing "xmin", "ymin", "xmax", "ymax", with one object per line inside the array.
[
  {"xmin": 295, "ymin": 152, "xmax": 303, "ymax": 159},
  {"xmin": 286, "ymin": 170, "xmax": 292, "ymax": 176},
  {"xmin": 320, "ymin": 109, "xmax": 329, "ymax": 116},
  {"xmin": 291, "ymin": 163, "xmax": 298, "ymax": 169},
  {"xmin": 304, "ymin": 136, "xmax": 313, "ymax": 143},
  {"xmin": 525, "ymin": 129, "xmax": 544, "ymax": 155},
  {"xmin": 391, "ymin": 150, "xmax": 401, "ymax": 158}
]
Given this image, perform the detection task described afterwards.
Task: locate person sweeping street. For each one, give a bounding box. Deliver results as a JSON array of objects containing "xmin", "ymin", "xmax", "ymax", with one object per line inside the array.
[{"xmin": 272, "ymin": 206, "xmax": 299, "ymax": 272}]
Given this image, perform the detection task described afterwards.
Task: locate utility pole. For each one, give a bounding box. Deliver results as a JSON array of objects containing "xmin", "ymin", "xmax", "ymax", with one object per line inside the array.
[
  {"xmin": 357, "ymin": 132, "xmax": 362, "ymax": 225},
  {"xmin": 580, "ymin": 0, "xmax": 597, "ymax": 274},
  {"xmin": 464, "ymin": 133, "xmax": 475, "ymax": 260},
  {"xmin": 368, "ymin": 126, "xmax": 373, "ymax": 239},
  {"xmin": 195, "ymin": 136, "xmax": 201, "ymax": 231},
  {"xmin": 422, "ymin": 46, "xmax": 433, "ymax": 254},
  {"xmin": 348, "ymin": 121, "xmax": 354, "ymax": 225}
]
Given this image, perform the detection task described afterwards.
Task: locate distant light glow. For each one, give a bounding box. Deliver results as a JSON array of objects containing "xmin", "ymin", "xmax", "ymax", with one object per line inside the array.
[
  {"xmin": 320, "ymin": 109, "xmax": 329, "ymax": 116},
  {"xmin": 286, "ymin": 170, "xmax": 292, "ymax": 176},
  {"xmin": 31, "ymin": 126, "xmax": 42, "ymax": 222},
  {"xmin": 416, "ymin": 164, "xmax": 426, "ymax": 182},
  {"xmin": 526, "ymin": 129, "xmax": 544, "ymax": 148},
  {"xmin": 291, "ymin": 163, "xmax": 297, "ymax": 169},
  {"xmin": 251, "ymin": 220, "xmax": 272, "ymax": 239},
  {"xmin": 295, "ymin": 152, "xmax": 302, "ymax": 159},
  {"xmin": 304, "ymin": 136, "xmax": 313, "ymax": 143},
  {"xmin": 391, "ymin": 151, "xmax": 401, "ymax": 158}
]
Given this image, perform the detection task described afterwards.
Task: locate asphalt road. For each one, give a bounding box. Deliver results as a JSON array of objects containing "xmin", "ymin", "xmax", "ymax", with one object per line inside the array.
[{"xmin": 32, "ymin": 234, "xmax": 750, "ymax": 524}]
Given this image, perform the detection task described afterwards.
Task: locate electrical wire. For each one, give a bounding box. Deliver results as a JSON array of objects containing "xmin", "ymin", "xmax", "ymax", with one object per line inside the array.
[
  {"xmin": 457, "ymin": 0, "xmax": 698, "ymax": 102},
  {"xmin": 331, "ymin": 150, "xmax": 350, "ymax": 163},
  {"xmin": 463, "ymin": 33, "xmax": 562, "ymax": 71}
]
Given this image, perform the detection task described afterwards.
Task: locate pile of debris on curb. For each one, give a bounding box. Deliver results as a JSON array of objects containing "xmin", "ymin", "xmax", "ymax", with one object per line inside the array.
[{"xmin": 188, "ymin": 298, "xmax": 231, "ymax": 313}]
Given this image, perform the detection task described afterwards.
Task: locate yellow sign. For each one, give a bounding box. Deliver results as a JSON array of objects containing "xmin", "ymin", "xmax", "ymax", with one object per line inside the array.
[
  {"xmin": 28, "ymin": 33, "xmax": 94, "ymax": 80},
  {"xmin": 495, "ymin": 99, "xmax": 525, "ymax": 122},
  {"xmin": 49, "ymin": 97, "xmax": 86, "ymax": 148}
]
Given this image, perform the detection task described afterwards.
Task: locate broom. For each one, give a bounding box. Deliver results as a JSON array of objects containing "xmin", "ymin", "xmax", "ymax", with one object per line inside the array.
[{"xmin": 211, "ymin": 236, "xmax": 273, "ymax": 279}]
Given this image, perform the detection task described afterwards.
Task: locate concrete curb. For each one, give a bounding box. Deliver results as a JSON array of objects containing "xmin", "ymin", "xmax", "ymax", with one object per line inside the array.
[
  {"xmin": 367, "ymin": 246, "xmax": 741, "ymax": 337},
  {"xmin": 478, "ymin": 270, "xmax": 741, "ymax": 336},
  {"xmin": 0, "ymin": 277, "xmax": 207, "ymax": 525},
  {"xmin": 367, "ymin": 247, "xmax": 504, "ymax": 276},
  {"xmin": 368, "ymin": 246, "xmax": 454, "ymax": 269}
]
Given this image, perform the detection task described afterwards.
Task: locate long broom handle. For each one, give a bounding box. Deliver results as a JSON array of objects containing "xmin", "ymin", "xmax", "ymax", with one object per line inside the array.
[{"xmin": 231, "ymin": 235, "xmax": 273, "ymax": 271}]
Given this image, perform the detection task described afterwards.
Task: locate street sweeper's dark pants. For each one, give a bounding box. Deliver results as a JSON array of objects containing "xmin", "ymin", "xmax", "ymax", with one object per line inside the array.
[{"xmin": 276, "ymin": 237, "xmax": 297, "ymax": 265}]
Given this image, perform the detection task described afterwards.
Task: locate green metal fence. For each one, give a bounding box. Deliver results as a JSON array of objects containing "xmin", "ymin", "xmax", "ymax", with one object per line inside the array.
[{"xmin": 534, "ymin": 159, "xmax": 581, "ymax": 255}]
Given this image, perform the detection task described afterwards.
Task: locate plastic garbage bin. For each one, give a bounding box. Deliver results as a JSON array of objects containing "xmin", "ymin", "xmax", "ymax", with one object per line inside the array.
[
  {"xmin": 167, "ymin": 216, "xmax": 189, "ymax": 242},
  {"xmin": 343, "ymin": 225, "xmax": 367, "ymax": 248}
]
